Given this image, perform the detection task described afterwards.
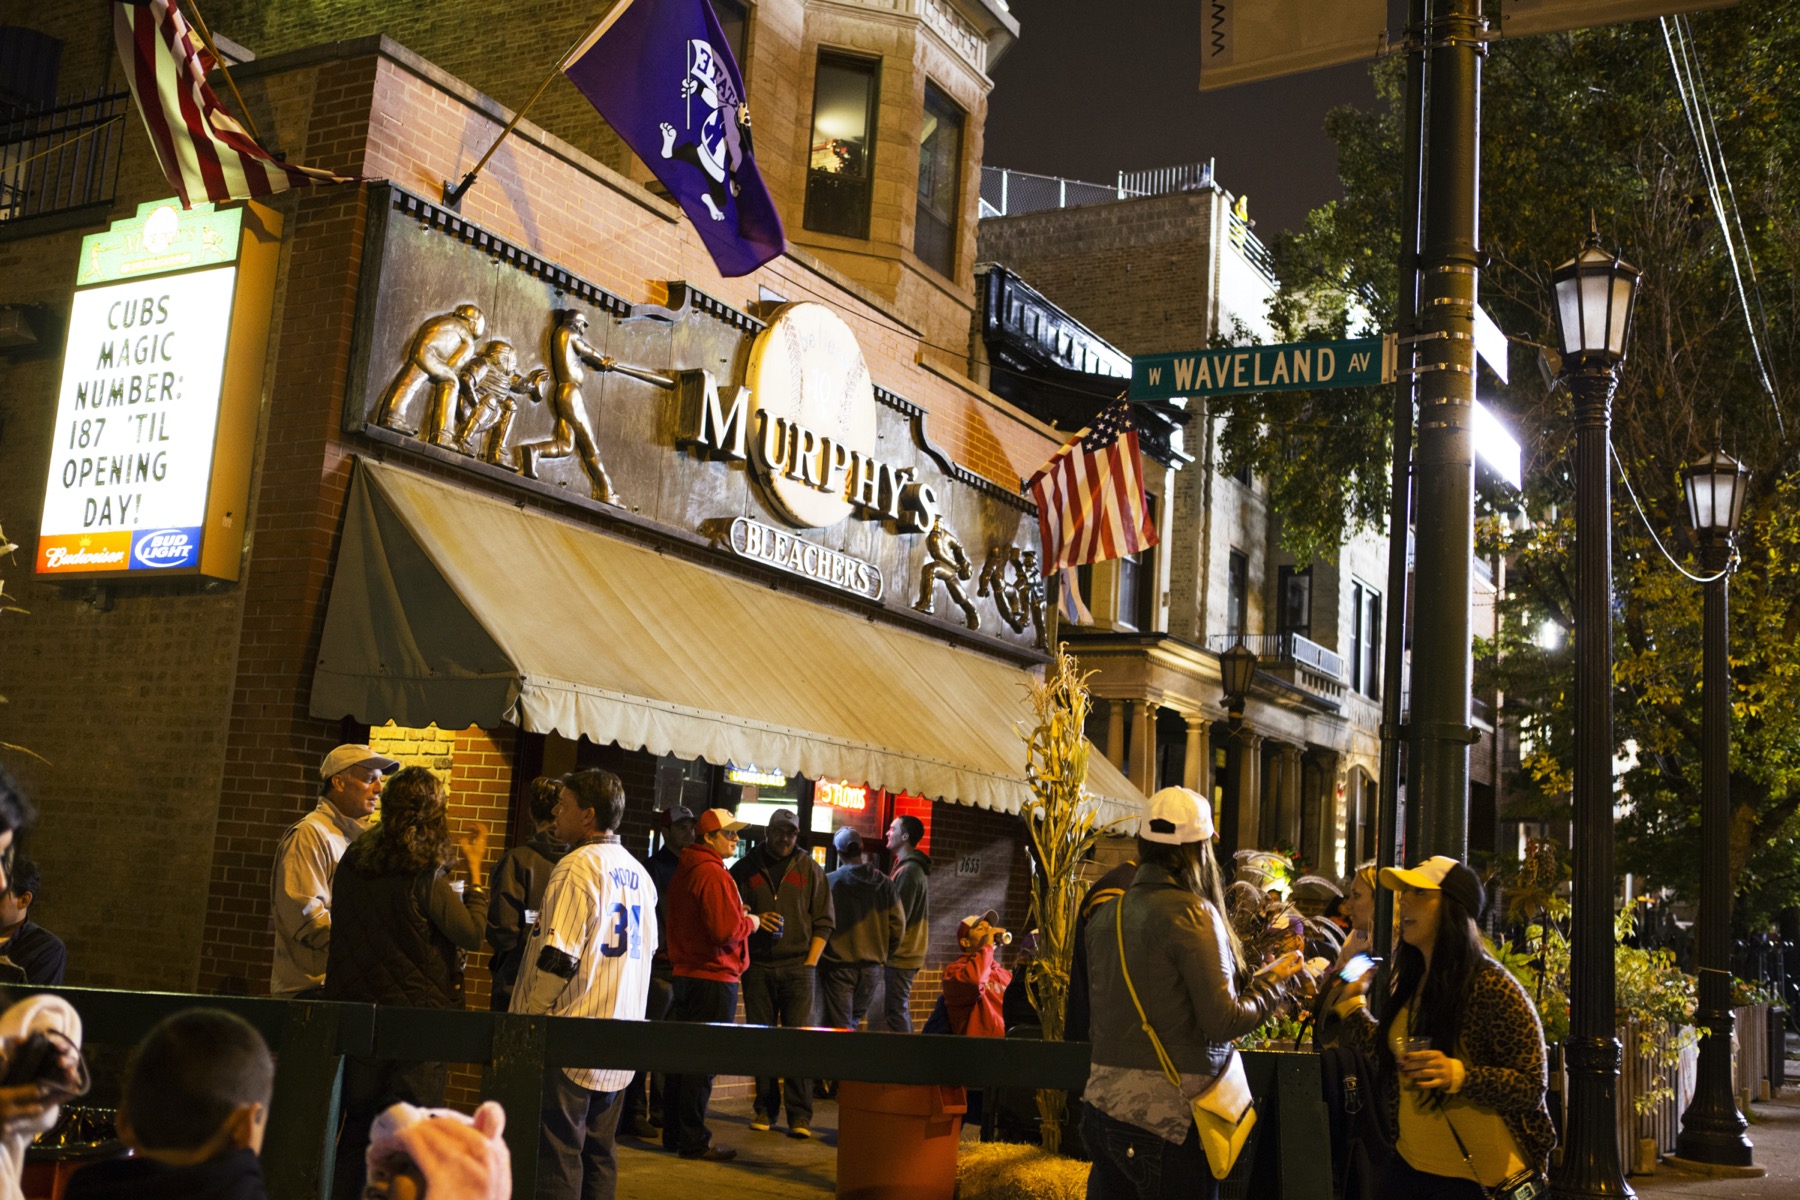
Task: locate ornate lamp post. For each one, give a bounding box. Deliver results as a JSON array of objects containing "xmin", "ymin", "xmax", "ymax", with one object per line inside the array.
[
  {"xmin": 1219, "ymin": 642, "xmax": 1258, "ymax": 859},
  {"xmin": 1549, "ymin": 226, "xmax": 1641, "ymax": 1200},
  {"xmin": 1675, "ymin": 447, "xmax": 1753, "ymax": 1166}
]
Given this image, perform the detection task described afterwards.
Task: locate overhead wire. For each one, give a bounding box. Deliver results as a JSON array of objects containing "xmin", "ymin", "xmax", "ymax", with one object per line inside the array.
[
  {"xmin": 1659, "ymin": 16, "xmax": 1785, "ymax": 437},
  {"xmin": 1611, "ymin": 443, "xmax": 1732, "ymax": 585}
]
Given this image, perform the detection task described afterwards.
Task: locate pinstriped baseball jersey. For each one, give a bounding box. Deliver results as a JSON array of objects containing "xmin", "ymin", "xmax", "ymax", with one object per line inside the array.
[{"xmin": 509, "ymin": 838, "xmax": 659, "ymax": 1091}]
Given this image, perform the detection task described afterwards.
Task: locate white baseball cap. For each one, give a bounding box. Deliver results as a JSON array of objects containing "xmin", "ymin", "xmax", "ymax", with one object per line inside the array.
[
  {"xmin": 1139, "ymin": 786, "xmax": 1214, "ymax": 844},
  {"xmin": 320, "ymin": 744, "xmax": 400, "ymax": 780}
]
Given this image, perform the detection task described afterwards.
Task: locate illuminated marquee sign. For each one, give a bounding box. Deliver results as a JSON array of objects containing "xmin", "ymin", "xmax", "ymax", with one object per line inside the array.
[
  {"xmin": 814, "ymin": 779, "xmax": 869, "ymax": 811},
  {"xmin": 726, "ymin": 763, "xmax": 788, "ymax": 788},
  {"xmin": 36, "ymin": 199, "xmax": 279, "ymax": 581}
]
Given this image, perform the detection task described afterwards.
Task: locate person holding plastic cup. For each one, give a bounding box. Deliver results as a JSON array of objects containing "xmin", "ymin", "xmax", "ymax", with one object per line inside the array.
[{"xmin": 1325, "ymin": 856, "xmax": 1554, "ymax": 1199}]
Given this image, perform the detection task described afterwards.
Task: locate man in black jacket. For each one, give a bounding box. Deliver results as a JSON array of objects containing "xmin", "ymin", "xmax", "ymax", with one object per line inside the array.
[
  {"xmin": 731, "ymin": 808, "xmax": 833, "ymax": 1139},
  {"xmin": 0, "ymin": 858, "xmax": 66, "ymax": 985}
]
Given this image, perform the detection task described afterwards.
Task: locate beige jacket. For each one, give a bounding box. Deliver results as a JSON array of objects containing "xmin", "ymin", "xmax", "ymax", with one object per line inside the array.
[{"xmin": 270, "ymin": 799, "xmax": 369, "ymax": 996}]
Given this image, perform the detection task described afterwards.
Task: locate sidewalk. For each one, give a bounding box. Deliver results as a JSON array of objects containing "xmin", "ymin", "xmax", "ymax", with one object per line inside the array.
[
  {"xmin": 614, "ymin": 1086, "xmax": 1800, "ymax": 1200},
  {"xmin": 616, "ymin": 1097, "xmax": 843, "ymax": 1200}
]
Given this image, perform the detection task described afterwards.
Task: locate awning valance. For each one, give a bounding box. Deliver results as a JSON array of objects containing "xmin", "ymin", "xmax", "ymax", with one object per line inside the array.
[{"xmin": 311, "ymin": 458, "xmax": 1145, "ymax": 825}]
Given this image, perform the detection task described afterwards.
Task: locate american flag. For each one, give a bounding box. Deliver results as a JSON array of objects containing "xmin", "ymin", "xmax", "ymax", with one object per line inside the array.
[
  {"xmin": 1027, "ymin": 402, "xmax": 1159, "ymax": 577},
  {"xmin": 114, "ymin": 0, "xmax": 348, "ymax": 207}
]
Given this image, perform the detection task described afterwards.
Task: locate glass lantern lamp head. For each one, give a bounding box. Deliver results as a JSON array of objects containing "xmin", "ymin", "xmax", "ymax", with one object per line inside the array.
[
  {"xmin": 1683, "ymin": 446, "xmax": 1750, "ymax": 543},
  {"xmin": 1220, "ymin": 642, "xmax": 1258, "ymax": 716},
  {"xmin": 1551, "ymin": 224, "xmax": 1642, "ymax": 372}
]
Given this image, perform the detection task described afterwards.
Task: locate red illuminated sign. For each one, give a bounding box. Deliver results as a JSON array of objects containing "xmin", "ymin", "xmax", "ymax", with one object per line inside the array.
[{"xmin": 815, "ymin": 779, "xmax": 868, "ymax": 811}]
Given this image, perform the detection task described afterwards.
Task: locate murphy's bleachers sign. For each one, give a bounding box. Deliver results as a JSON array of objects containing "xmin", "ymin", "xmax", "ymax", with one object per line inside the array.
[{"xmin": 342, "ymin": 185, "xmax": 1046, "ymax": 653}]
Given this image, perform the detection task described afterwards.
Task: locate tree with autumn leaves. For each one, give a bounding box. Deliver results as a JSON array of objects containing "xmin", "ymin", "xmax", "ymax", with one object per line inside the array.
[{"xmin": 1221, "ymin": 4, "xmax": 1800, "ymax": 927}]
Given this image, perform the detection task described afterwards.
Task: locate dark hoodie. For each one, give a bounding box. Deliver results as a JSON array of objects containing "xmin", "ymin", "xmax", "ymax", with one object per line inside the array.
[
  {"xmin": 485, "ymin": 828, "xmax": 571, "ymax": 1010},
  {"xmin": 889, "ymin": 848, "xmax": 932, "ymax": 970},
  {"xmin": 66, "ymin": 1147, "xmax": 267, "ymax": 1200},
  {"xmin": 731, "ymin": 842, "xmax": 834, "ymax": 968}
]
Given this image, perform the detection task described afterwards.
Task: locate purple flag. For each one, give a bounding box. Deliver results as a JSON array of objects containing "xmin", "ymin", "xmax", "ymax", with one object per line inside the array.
[{"xmin": 565, "ymin": 0, "xmax": 786, "ymax": 277}]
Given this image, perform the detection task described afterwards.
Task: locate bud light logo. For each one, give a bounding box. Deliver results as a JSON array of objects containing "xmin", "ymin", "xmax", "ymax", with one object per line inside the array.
[{"xmin": 131, "ymin": 527, "xmax": 200, "ymax": 570}]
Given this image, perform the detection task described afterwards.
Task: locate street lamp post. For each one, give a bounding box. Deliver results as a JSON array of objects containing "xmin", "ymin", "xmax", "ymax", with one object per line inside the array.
[
  {"xmin": 1219, "ymin": 642, "xmax": 1258, "ymax": 861},
  {"xmin": 1550, "ymin": 226, "xmax": 1641, "ymax": 1200},
  {"xmin": 1675, "ymin": 447, "xmax": 1753, "ymax": 1166}
]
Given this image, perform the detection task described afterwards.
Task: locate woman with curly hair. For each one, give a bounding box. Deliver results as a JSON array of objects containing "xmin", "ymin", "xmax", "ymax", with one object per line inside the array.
[
  {"xmin": 1325, "ymin": 856, "xmax": 1554, "ymax": 1199},
  {"xmin": 324, "ymin": 765, "xmax": 488, "ymax": 1200}
]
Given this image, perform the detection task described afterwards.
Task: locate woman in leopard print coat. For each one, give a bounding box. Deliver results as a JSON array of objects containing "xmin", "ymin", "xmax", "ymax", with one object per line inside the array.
[{"xmin": 1323, "ymin": 856, "xmax": 1554, "ymax": 1199}]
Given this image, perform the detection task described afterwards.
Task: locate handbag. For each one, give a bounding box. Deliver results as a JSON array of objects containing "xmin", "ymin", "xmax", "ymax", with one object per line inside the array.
[
  {"xmin": 1444, "ymin": 1112, "xmax": 1547, "ymax": 1200},
  {"xmin": 1114, "ymin": 896, "xmax": 1257, "ymax": 1179}
]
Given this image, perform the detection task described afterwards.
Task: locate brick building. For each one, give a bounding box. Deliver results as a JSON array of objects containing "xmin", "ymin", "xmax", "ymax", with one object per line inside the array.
[
  {"xmin": 976, "ymin": 168, "xmax": 1503, "ymax": 878},
  {"xmin": 0, "ymin": 0, "xmax": 1143, "ymax": 1040}
]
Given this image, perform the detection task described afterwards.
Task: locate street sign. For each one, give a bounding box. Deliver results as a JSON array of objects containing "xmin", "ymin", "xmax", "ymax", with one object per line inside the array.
[{"xmin": 1130, "ymin": 335, "xmax": 1396, "ymax": 401}]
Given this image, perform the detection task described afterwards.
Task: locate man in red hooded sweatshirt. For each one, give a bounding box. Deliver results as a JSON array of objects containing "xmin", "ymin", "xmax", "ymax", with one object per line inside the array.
[
  {"xmin": 941, "ymin": 910, "xmax": 1012, "ymax": 1038},
  {"xmin": 661, "ymin": 807, "xmax": 757, "ymax": 1161}
]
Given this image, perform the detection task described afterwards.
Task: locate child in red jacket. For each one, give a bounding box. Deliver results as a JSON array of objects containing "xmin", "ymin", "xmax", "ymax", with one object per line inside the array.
[{"xmin": 941, "ymin": 910, "xmax": 1012, "ymax": 1038}]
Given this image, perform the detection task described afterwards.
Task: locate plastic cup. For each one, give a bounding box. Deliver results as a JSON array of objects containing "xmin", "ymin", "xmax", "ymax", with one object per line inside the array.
[{"xmin": 451, "ymin": 880, "xmax": 466, "ymax": 897}]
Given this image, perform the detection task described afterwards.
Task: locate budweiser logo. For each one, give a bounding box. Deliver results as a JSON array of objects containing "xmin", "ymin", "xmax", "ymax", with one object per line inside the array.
[{"xmin": 44, "ymin": 545, "xmax": 126, "ymax": 568}]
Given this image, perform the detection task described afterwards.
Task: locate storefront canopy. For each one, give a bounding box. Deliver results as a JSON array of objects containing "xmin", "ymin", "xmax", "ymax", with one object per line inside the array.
[{"xmin": 312, "ymin": 459, "xmax": 1146, "ymax": 825}]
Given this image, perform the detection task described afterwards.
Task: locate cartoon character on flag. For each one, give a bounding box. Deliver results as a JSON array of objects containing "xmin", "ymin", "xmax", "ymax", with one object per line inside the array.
[{"xmin": 658, "ymin": 39, "xmax": 754, "ymax": 224}]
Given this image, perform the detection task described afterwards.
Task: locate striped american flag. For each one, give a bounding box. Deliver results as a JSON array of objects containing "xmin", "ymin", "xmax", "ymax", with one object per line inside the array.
[
  {"xmin": 1027, "ymin": 402, "xmax": 1159, "ymax": 577},
  {"xmin": 113, "ymin": 0, "xmax": 347, "ymax": 207}
]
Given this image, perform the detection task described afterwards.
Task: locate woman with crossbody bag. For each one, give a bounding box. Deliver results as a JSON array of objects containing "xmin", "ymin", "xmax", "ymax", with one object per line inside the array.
[
  {"xmin": 1080, "ymin": 788, "xmax": 1306, "ymax": 1199},
  {"xmin": 1323, "ymin": 856, "xmax": 1555, "ymax": 1200}
]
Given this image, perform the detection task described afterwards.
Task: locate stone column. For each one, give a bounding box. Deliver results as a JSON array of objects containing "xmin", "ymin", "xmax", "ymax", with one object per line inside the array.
[
  {"xmin": 1182, "ymin": 716, "xmax": 1211, "ymax": 793},
  {"xmin": 1234, "ymin": 731, "xmax": 1264, "ymax": 850},
  {"xmin": 1277, "ymin": 745, "xmax": 1304, "ymax": 850},
  {"xmin": 1129, "ymin": 700, "xmax": 1161, "ymax": 795},
  {"xmin": 1105, "ymin": 700, "xmax": 1126, "ymax": 770}
]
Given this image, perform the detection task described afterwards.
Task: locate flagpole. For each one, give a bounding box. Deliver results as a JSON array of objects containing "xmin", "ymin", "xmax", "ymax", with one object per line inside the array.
[
  {"xmin": 443, "ymin": 26, "xmax": 595, "ymax": 209},
  {"xmin": 184, "ymin": 0, "xmax": 263, "ymax": 143}
]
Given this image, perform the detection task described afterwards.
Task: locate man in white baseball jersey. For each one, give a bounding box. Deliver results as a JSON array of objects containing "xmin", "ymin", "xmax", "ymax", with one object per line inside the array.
[{"xmin": 511, "ymin": 768, "xmax": 658, "ymax": 1200}]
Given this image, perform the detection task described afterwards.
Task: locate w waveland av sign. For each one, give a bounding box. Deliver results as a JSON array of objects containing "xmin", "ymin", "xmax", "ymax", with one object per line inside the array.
[{"xmin": 1130, "ymin": 335, "xmax": 1397, "ymax": 401}]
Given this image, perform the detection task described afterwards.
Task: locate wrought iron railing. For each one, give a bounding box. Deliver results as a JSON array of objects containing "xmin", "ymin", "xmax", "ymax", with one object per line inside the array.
[
  {"xmin": 1208, "ymin": 631, "xmax": 1345, "ymax": 682},
  {"xmin": 0, "ymin": 90, "xmax": 129, "ymax": 225}
]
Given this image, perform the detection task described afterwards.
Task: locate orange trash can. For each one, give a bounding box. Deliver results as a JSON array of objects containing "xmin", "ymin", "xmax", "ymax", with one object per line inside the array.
[{"xmin": 836, "ymin": 1081, "xmax": 968, "ymax": 1200}]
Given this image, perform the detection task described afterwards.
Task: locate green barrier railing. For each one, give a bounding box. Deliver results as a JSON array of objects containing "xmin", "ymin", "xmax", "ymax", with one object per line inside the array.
[{"xmin": 28, "ymin": 987, "xmax": 1331, "ymax": 1200}]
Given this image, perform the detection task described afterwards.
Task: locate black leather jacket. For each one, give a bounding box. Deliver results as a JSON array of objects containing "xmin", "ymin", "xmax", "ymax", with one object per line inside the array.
[{"xmin": 1084, "ymin": 863, "xmax": 1285, "ymax": 1077}]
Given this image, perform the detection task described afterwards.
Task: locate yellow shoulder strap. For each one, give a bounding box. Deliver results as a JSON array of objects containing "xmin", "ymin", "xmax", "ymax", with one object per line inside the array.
[{"xmin": 1114, "ymin": 892, "xmax": 1183, "ymax": 1089}]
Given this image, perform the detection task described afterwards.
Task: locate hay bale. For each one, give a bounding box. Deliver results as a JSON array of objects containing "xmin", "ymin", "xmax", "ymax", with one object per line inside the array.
[{"xmin": 955, "ymin": 1141, "xmax": 1090, "ymax": 1200}]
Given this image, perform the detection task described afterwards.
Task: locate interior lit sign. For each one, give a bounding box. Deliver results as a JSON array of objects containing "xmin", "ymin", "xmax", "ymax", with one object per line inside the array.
[
  {"xmin": 815, "ymin": 779, "xmax": 868, "ymax": 811},
  {"xmin": 36, "ymin": 199, "xmax": 279, "ymax": 582},
  {"xmin": 726, "ymin": 763, "xmax": 787, "ymax": 788}
]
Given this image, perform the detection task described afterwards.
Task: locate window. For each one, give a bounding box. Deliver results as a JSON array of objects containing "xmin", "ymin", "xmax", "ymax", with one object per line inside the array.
[
  {"xmin": 1351, "ymin": 580, "xmax": 1382, "ymax": 698},
  {"xmin": 708, "ymin": 0, "xmax": 750, "ymax": 69},
  {"xmin": 1226, "ymin": 550, "xmax": 1248, "ymax": 639},
  {"xmin": 1277, "ymin": 565, "xmax": 1311, "ymax": 639},
  {"xmin": 1113, "ymin": 496, "xmax": 1158, "ymax": 631},
  {"xmin": 805, "ymin": 53, "xmax": 879, "ymax": 239},
  {"xmin": 914, "ymin": 83, "xmax": 963, "ymax": 275}
]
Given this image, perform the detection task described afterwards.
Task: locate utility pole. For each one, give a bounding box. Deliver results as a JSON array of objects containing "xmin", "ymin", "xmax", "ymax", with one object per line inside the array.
[{"xmin": 1406, "ymin": 0, "xmax": 1481, "ymax": 860}]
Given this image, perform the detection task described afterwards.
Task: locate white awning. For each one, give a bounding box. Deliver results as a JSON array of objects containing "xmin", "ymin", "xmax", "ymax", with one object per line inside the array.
[{"xmin": 311, "ymin": 458, "xmax": 1144, "ymax": 825}]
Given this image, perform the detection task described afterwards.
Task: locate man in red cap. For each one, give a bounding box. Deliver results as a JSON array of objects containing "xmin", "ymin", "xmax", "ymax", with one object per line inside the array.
[
  {"xmin": 661, "ymin": 807, "xmax": 756, "ymax": 1161},
  {"xmin": 941, "ymin": 910, "xmax": 1012, "ymax": 1039}
]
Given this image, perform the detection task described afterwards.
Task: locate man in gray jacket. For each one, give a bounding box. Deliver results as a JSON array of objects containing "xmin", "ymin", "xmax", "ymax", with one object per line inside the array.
[
  {"xmin": 883, "ymin": 814, "xmax": 931, "ymax": 1032},
  {"xmin": 819, "ymin": 828, "xmax": 904, "ymax": 1031},
  {"xmin": 731, "ymin": 808, "xmax": 834, "ymax": 1138},
  {"xmin": 270, "ymin": 744, "xmax": 398, "ymax": 997}
]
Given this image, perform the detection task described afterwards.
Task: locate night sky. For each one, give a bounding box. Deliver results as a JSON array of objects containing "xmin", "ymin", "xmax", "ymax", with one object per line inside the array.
[{"xmin": 983, "ymin": 0, "xmax": 1380, "ymax": 237}]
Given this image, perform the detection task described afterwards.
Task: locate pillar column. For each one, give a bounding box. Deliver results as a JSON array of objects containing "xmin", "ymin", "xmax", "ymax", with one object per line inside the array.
[
  {"xmin": 1182, "ymin": 716, "xmax": 1211, "ymax": 793},
  {"xmin": 1276, "ymin": 746, "xmax": 1303, "ymax": 848},
  {"xmin": 1129, "ymin": 699, "xmax": 1161, "ymax": 795},
  {"xmin": 1104, "ymin": 700, "xmax": 1125, "ymax": 770},
  {"xmin": 1235, "ymin": 731, "xmax": 1263, "ymax": 850}
]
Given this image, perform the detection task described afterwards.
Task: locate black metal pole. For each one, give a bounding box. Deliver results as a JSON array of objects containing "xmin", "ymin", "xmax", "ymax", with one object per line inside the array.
[
  {"xmin": 1408, "ymin": 0, "xmax": 1479, "ymax": 860},
  {"xmin": 1552, "ymin": 365, "xmax": 1634, "ymax": 1199},
  {"xmin": 1675, "ymin": 538, "xmax": 1753, "ymax": 1165},
  {"xmin": 1373, "ymin": 0, "xmax": 1428, "ymax": 1007}
]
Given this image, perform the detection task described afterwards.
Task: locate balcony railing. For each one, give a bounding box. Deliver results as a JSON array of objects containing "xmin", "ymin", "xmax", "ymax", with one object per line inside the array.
[
  {"xmin": 1210, "ymin": 631, "xmax": 1345, "ymax": 681},
  {"xmin": 0, "ymin": 90, "xmax": 129, "ymax": 226}
]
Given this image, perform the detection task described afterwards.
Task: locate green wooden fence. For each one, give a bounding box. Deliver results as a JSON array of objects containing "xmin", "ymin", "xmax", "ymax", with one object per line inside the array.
[{"xmin": 27, "ymin": 987, "xmax": 1331, "ymax": 1199}]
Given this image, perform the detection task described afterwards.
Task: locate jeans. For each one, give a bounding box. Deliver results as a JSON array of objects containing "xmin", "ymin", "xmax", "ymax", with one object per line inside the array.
[
  {"xmin": 817, "ymin": 962, "xmax": 879, "ymax": 1030},
  {"xmin": 743, "ymin": 962, "xmax": 815, "ymax": 1126},
  {"xmin": 881, "ymin": 966, "xmax": 918, "ymax": 1032},
  {"xmin": 622, "ymin": 969, "xmax": 674, "ymax": 1129},
  {"xmin": 333, "ymin": 1058, "xmax": 448, "ymax": 1200},
  {"xmin": 537, "ymin": 1068, "xmax": 623, "ymax": 1200},
  {"xmin": 1081, "ymin": 1106, "xmax": 1216, "ymax": 1200},
  {"xmin": 662, "ymin": 976, "xmax": 739, "ymax": 1155},
  {"xmin": 1377, "ymin": 1154, "xmax": 1489, "ymax": 1200}
]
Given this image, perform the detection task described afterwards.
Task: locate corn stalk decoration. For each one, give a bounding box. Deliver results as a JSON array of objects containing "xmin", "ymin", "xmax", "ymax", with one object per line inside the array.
[{"xmin": 1021, "ymin": 644, "xmax": 1123, "ymax": 1155}]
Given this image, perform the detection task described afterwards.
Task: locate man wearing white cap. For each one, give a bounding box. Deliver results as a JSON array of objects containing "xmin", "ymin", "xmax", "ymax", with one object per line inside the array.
[{"xmin": 270, "ymin": 744, "xmax": 399, "ymax": 998}]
